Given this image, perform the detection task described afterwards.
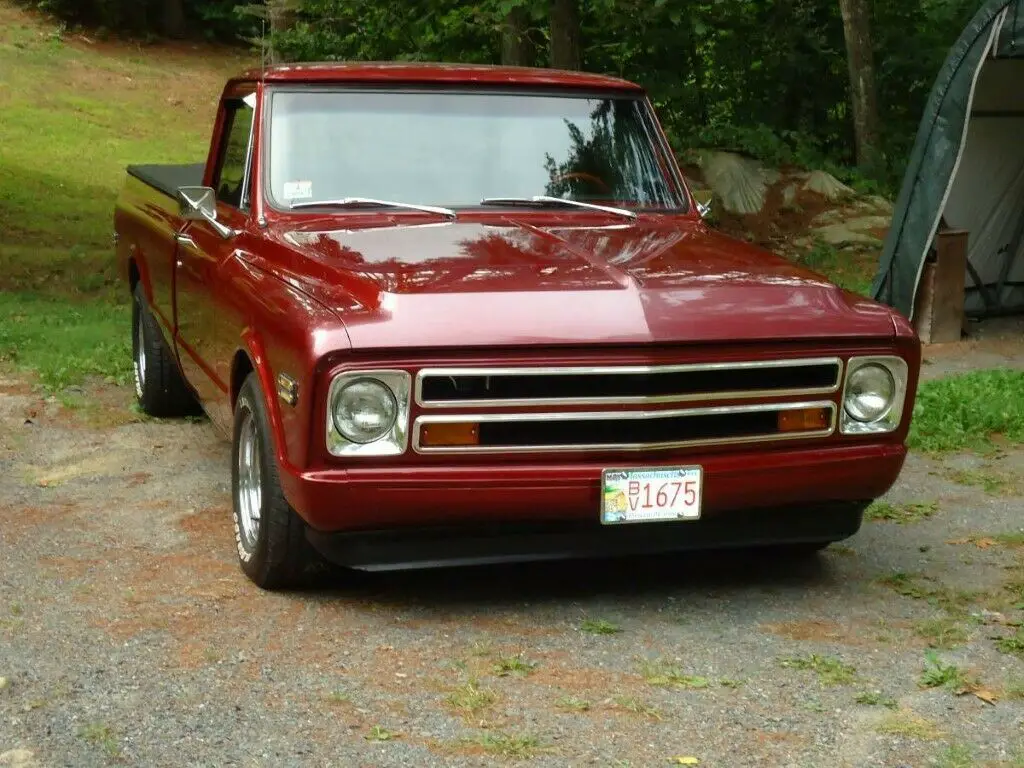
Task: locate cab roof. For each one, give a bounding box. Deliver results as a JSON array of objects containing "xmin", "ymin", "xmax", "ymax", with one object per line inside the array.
[{"xmin": 232, "ymin": 62, "xmax": 644, "ymax": 92}]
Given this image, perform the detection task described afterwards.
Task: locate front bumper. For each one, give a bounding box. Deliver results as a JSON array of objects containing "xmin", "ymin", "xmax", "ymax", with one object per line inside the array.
[{"xmin": 279, "ymin": 442, "xmax": 906, "ymax": 534}]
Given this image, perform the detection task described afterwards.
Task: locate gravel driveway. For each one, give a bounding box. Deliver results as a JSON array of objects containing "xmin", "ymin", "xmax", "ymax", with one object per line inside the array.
[{"xmin": 2, "ymin": 337, "xmax": 1024, "ymax": 767}]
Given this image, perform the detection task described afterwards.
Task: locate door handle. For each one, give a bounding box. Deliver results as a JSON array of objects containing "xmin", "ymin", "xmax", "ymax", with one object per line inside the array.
[{"xmin": 175, "ymin": 233, "xmax": 198, "ymax": 249}]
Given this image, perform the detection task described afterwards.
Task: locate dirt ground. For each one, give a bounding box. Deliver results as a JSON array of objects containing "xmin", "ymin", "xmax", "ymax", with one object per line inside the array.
[{"xmin": 2, "ymin": 333, "xmax": 1024, "ymax": 767}]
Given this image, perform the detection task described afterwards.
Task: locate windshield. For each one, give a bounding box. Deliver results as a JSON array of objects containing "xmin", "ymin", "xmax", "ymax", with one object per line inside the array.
[{"xmin": 266, "ymin": 89, "xmax": 686, "ymax": 211}]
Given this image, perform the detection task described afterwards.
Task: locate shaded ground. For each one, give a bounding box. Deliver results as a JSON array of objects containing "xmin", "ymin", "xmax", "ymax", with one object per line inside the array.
[{"xmin": 3, "ymin": 336, "xmax": 1024, "ymax": 767}]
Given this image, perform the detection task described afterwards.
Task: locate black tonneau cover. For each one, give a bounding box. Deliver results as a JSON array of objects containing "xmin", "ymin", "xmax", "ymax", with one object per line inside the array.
[{"xmin": 127, "ymin": 163, "xmax": 204, "ymax": 199}]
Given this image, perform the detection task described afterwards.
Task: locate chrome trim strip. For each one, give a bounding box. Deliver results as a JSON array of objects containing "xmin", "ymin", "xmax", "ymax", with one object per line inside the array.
[
  {"xmin": 415, "ymin": 357, "xmax": 843, "ymax": 409},
  {"xmin": 412, "ymin": 400, "xmax": 837, "ymax": 454}
]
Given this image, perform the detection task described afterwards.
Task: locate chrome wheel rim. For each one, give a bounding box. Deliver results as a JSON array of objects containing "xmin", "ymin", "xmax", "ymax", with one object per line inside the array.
[
  {"xmin": 236, "ymin": 408, "xmax": 262, "ymax": 552},
  {"xmin": 133, "ymin": 311, "xmax": 146, "ymax": 399}
]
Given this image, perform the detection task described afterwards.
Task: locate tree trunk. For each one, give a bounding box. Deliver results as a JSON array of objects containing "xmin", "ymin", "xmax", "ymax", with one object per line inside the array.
[
  {"xmin": 161, "ymin": 0, "xmax": 186, "ymax": 39},
  {"xmin": 838, "ymin": 0, "xmax": 882, "ymax": 175},
  {"xmin": 549, "ymin": 0, "xmax": 581, "ymax": 70},
  {"xmin": 267, "ymin": 0, "xmax": 298, "ymax": 64},
  {"xmin": 501, "ymin": 6, "xmax": 535, "ymax": 66}
]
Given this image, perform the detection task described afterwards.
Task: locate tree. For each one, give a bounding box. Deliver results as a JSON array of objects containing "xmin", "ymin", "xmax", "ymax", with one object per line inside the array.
[
  {"xmin": 501, "ymin": 5, "xmax": 535, "ymax": 66},
  {"xmin": 267, "ymin": 0, "xmax": 297, "ymax": 62},
  {"xmin": 838, "ymin": 0, "xmax": 881, "ymax": 174},
  {"xmin": 161, "ymin": 0, "xmax": 186, "ymax": 38},
  {"xmin": 549, "ymin": 0, "xmax": 581, "ymax": 70}
]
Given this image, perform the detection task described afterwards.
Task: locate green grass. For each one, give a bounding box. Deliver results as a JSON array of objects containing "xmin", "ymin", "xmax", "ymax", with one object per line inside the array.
[
  {"xmin": 919, "ymin": 651, "xmax": 967, "ymax": 690},
  {"xmin": 0, "ymin": 5, "xmax": 245, "ymax": 387},
  {"xmin": 638, "ymin": 659, "xmax": 710, "ymax": 689},
  {"xmin": 445, "ymin": 681, "xmax": 496, "ymax": 716},
  {"xmin": 914, "ymin": 617, "xmax": 969, "ymax": 650},
  {"xmin": 553, "ymin": 695, "xmax": 591, "ymax": 713},
  {"xmin": 854, "ymin": 691, "xmax": 898, "ymax": 709},
  {"xmin": 493, "ymin": 653, "xmax": 537, "ymax": 677},
  {"xmin": 779, "ymin": 654, "xmax": 857, "ymax": 686},
  {"xmin": 995, "ymin": 628, "xmax": 1024, "ymax": 658},
  {"xmin": 795, "ymin": 241, "xmax": 875, "ymax": 296},
  {"xmin": 77, "ymin": 722, "xmax": 120, "ymax": 757},
  {"xmin": 909, "ymin": 369, "xmax": 1024, "ymax": 454},
  {"xmin": 945, "ymin": 468, "xmax": 1015, "ymax": 495},
  {"xmin": 579, "ymin": 618, "xmax": 622, "ymax": 635},
  {"xmin": 465, "ymin": 732, "xmax": 547, "ymax": 759},
  {"xmin": 864, "ymin": 500, "xmax": 938, "ymax": 524},
  {"xmin": 613, "ymin": 696, "xmax": 663, "ymax": 720}
]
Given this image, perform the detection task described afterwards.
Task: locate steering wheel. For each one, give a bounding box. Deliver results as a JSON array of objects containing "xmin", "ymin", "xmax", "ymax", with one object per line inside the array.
[{"xmin": 551, "ymin": 171, "xmax": 612, "ymax": 194}]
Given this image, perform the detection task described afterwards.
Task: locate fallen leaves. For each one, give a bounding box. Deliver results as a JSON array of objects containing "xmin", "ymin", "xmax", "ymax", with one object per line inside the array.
[{"xmin": 955, "ymin": 682, "xmax": 998, "ymax": 705}]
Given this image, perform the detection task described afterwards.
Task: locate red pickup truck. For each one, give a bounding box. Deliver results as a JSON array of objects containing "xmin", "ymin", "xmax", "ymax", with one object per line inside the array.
[{"xmin": 114, "ymin": 62, "xmax": 920, "ymax": 589}]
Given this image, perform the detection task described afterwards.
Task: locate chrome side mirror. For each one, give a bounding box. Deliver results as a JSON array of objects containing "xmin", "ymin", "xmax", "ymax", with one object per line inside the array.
[
  {"xmin": 178, "ymin": 186, "xmax": 217, "ymax": 221},
  {"xmin": 177, "ymin": 186, "xmax": 237, "ymax": 239}
]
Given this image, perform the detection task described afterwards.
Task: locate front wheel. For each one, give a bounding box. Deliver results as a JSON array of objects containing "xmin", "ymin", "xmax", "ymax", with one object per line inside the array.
[{"xmin": 232, "ymin": 372, "xmax": 324, "ymax": 589}]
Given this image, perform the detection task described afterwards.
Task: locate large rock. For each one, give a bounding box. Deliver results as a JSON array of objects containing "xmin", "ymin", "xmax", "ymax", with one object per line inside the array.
[
  {"xmin": 813, "ymin": 214, "xmax": 892, "ymax": 246},
  {"xmin": 698, "ymin": 151, "xmax": 770, "ymax": 215},
  {"xmin": 803, "ymin": 170, "xmax": 855, "ymax": 201}
]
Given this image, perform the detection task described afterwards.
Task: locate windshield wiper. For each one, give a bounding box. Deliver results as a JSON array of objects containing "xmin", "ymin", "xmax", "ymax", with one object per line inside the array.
[
  {"xmin": 479, "ymin": 195, "xmax": 637, "ymax": 221},
  {"xmin": 290, "ymin": 197, "xmax": 457, "ymax": 220}
]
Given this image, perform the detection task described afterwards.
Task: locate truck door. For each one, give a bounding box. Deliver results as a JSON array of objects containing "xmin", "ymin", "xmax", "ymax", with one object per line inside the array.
[{"xmin": 173, "ymin": 91, "xmax": 255, "ymax": 426}]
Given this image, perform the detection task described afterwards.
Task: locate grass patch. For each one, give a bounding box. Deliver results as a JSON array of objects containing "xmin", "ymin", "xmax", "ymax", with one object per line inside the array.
[
  {"xmin": 366, "ymin": 725, "xmax": 398, "ymax": 742},
  {"xmin": 554, "ymin": 695, "xmax": 591, "ymax": 713},
  {"xmin": 0, "ymin": 292, "xmax": 131, "ymax": 390},
  {"xmin": 946, "ymin": 468, "xmax": 1015, "ymax": 495},
  {"xmin": 779, "ymin": 654, "xmax": 857, "ymax": 686},
  {"xmin": 795, "ymin": 241, "xmax": 875, "ymax": 296},
  {"xmin": 613, "ymin": 696, "xmax": 663, "ymax": 720},
  {"xmin": 994, "ymin": 531, "xmax": 1024, "ymax": 548},
  {"xmin": 874, "ymin": 571, "xmax": 977, "ymax": 615},
  {"xmin": 937, "ymin": 744, "xmax": 975, "ymax": 768},
  {"xmin": 1004, "ymin": 676, "xmax": 1024, "ymax": 700},
  {"xmin": 909, "ymin": 369, "xmax": 1024, "ymax": 454},
  {"xmin": 995, "ymin": 628, "xmax": 1024, "ymax": 658},
  {"xmin": 874, "ymin": 710, "xmax": 943, "ymax": 740},
  {"xmin": 493, "ymin": 653, "xmax": 537, "ymax": 677},
  {"xmin": 466, "ymin": 732, "xmax": 546, "ymax": 759},
  {"xmin": 864, "ymin": 500, "xmax": 938, "ymax": 524},
  {"xmin": 77, "ymin": 723, "xmax": 119, "ymax": 757},
  {"xmin": 638, "ymin": 659, "xmax": 710, "ymax": 689},
  {"xmin": 914, "ymin": 617, "xmax": 969, "ymax": 650},
  {"xmin": 0, "ymin": 6, "xmax": 245, "ymax": 385},
  {"xmin": 854, "ymin": 691, "xmax": 898, "ymax": 709},
  {"xmin": 579, "ymin": 618, "xmax": 622, "ymax": 635},
  {"xmin": 919, "ymin": 651, "xmax": 967, "ymax": 690},
  {"xmin": 445, "ymin": 681, "xmax": 496, "ymax": 717}
]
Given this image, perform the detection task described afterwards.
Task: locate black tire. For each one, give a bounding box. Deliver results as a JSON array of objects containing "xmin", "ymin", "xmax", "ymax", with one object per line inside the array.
[
  {"xmin": 232, "ymin": 372, "xmax": 324, "ymax": 589},
  {"xmin": 132, "ymin": 283, "xmax": 199, "ymax": 417}
]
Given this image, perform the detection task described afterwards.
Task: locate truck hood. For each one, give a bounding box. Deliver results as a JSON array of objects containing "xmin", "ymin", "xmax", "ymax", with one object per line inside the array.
[{"xmin": 267, "ymin": 217, "xmax": 896, "ymax": 350}]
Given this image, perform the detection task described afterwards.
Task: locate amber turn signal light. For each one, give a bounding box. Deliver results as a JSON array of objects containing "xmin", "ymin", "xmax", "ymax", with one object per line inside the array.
[
  {"xmin": 777, "ymin": 407, "xmax": 831, "ymax": 433},
  {"xmin": 420, "ymin": 422, "xmax": 480, "ymax": 447}
]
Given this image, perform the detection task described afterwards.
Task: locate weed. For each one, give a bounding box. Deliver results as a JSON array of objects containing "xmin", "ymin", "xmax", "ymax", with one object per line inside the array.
[
  {"xmin": 914, "ymin": 617, "xmax": 969, "ymax": 649},
  {"xmin": 324, "ymin": 690, "xmax": 350, "ymax": 705},
  {"xmin": 554, "ymin": 695, "xmax": 591, "ymax": 713},
  {"xmin": 946, "ymin": 468, "xmax": 1013, "ymax": 495},
  {"xmin": 995, "ymin": 628, "xmax": 1024, "ymax": 658},
  {"xmin": 580, "ymin": 618, "xmax": 622, "ymax": 635},
  {"xmin": 994, "ymin": 531, "xmax": 1024, "ymax": 547},
  {"xmin": 493, "ymin": 653, "xmax": 537, "ymax": 677},
  {"xmin": 779, "ymin": 654, "xmax": 857, "ymax": 686},
  {"xmin": 445, "ymin": 681, "xmax": 495, "ymax": 716},
  {"xmin": 909, "ymin": 369, "xmax": 1024, "ymax": 453},
  {"xmin": 937, "ymin": 744, "xmax": 974, "ymax": 768},
  {"xmin": 854, "ymin": 691, "xmax": 897, "ymax": 709},
  {"xmin": 864, "ymin": 500, "xmax": 939, "ymax": 524},
  {"xmin": 467, "ymin": 732, "xmax": 546, "ymax": 759},
  {"xmin": 366, "ymin": 725, "xmax": 398, "ymax": 742},
  {"xmin": 78, "ymin": 723, "xmax": 119, "ymax": 757},
  {"xmin": 795, "ymin": 241, "xmax": 874, "ymax": 296},
  {"xmin": 1004, "ymin": 676, "xmax": 1024, "ymax": 700},
  {"xmin": 874, "ymin": 710, "xmax": 943, "ymax": 740},
  {"xmin": 613, "ymin": 696, "xmax": 662, "ymax": 720},
  {"xmin": 719, "ymin": 678, "xmax": 746, "ymax": 689},
  {"xmin": 9, "ymin": 604, "xmax": 23, "ymax": 616},
  {"xmin": 638, "ymin": 659, "xmax": 710, "ymax": 689},
  {"xmin": 919, "ymin": 651, "xmax": 967, "ymax": 690},
  {"xmin": 875, "ymin": 572, "xmax": 976, "ymax": 615}
]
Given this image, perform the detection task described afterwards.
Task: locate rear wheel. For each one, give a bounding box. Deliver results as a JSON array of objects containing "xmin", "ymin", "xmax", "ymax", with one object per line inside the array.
[
  {"xmin": 132, "ymin": 283, "xmax": 199, "ymax": 417},
  {"xmin": 232, "ymin": 372, "xmax": 325, "ymax": 589}
]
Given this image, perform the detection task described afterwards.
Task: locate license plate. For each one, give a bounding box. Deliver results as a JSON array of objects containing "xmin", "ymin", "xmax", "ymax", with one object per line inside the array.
[{"xmin": 601, "ymin": 467, "xmax": 702, "ymax": 525}]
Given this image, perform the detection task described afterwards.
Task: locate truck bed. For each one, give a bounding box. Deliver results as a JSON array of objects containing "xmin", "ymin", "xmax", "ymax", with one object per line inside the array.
[{"xmin": 126, "ymin": 163, "xmax": 204, "ymax": 199}]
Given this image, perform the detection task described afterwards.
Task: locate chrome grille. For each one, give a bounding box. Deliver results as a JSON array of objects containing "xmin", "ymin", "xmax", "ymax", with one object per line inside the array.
[{"xmin": 415, "ymin": 358, "xmax": 842, "ymax": 409}]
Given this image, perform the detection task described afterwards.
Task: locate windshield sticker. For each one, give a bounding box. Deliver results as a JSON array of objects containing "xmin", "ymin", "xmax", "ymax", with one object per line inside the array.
[{"xmin": 282, "ymin": 180, "xmax": 313, "ymax": 200}]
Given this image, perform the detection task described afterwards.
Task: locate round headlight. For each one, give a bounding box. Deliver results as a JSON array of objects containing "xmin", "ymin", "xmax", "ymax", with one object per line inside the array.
[
  {"xmin": 845, "ymin": 364, "xmax": 895, "ymax": 423},
  {"xmin": 332, "ymin": 378, "xmax": 398, "ymax": 444}
]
